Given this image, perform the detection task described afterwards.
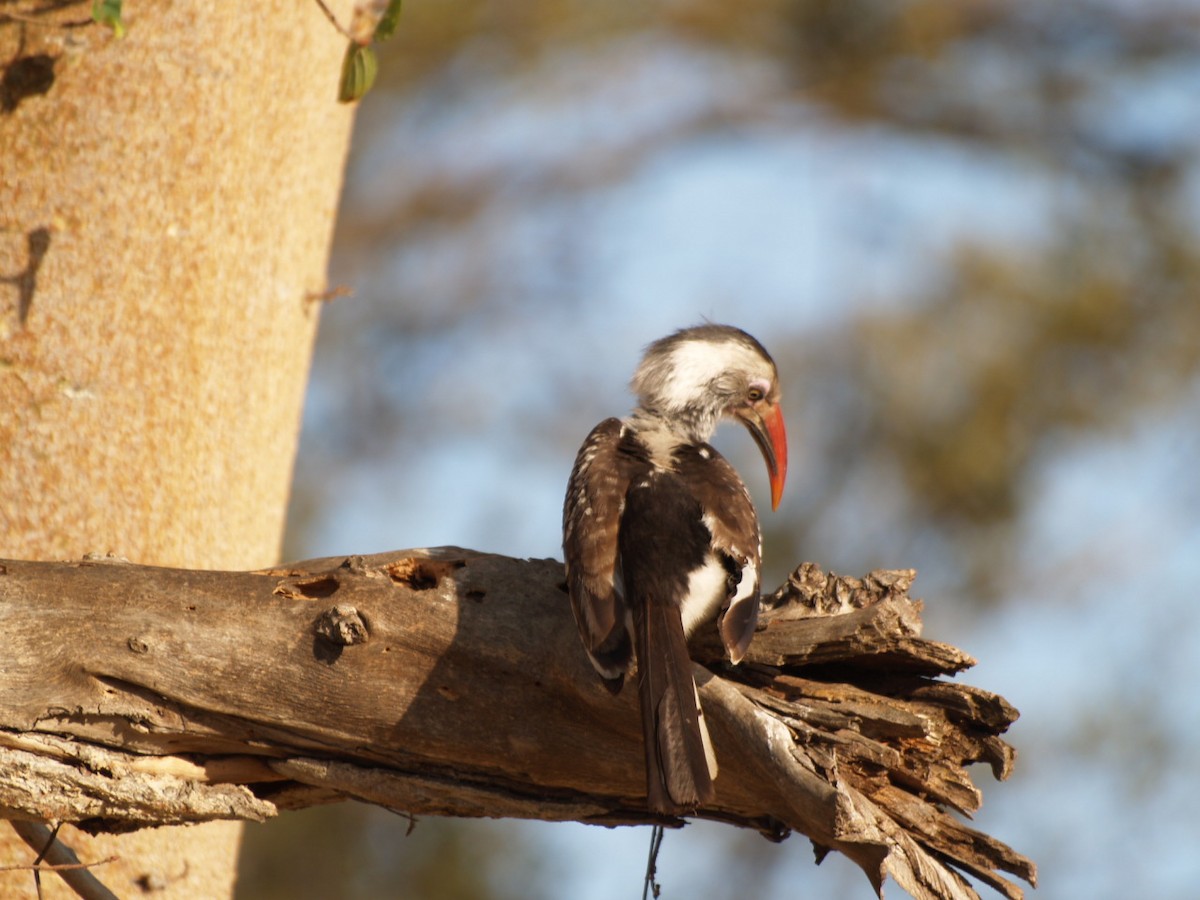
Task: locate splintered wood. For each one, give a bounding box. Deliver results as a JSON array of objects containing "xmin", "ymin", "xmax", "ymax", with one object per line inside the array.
[
  {"xmin": 0, "ymin": 552, "xmax": 1034, "ymax": 900},
  {"xmin": 697, "ymin": 563, "xmax": 1034, "ymax": 898}
]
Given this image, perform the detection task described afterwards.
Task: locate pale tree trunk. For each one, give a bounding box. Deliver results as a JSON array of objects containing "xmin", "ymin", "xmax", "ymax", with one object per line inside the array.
[{"xmin": 0, "ymin": 0, "xmax": 355, "ymax": 895}]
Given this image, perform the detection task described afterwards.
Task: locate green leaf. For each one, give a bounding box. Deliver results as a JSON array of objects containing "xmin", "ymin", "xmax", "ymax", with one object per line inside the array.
[
  {"xmin": 92, "ymin": 0, "xmax": 126, "ymax": 38},
  {"xmin": 338, "ymin": 42, "xmax": 378, "ymax": 104},
  {"xmin": 374, "ymin": 0, "xmax": 403, "ymax": 42}
]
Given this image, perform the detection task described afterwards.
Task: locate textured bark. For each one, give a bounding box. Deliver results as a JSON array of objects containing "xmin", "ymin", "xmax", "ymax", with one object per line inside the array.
[
  {"xmin": 0, "ymin": 0, "xmax": 355, "ymax": 895},
  {"xmin": 0, "ymin": 551, "xmax": 1036, "ymax": 900}
]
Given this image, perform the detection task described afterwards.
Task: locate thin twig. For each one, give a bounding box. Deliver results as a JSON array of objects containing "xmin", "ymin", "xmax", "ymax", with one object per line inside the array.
[
  {"xmin": 32, "ymin": 822, "xmax": 60, "ymax": 900},
  {"xmin": 641, "ymin": 825, "xmax": 664, "ymax": 900},
  {"xmin": 10, "ymin": 822, "xmax": 121, "ymax": 900},
  {"xmin": 311, "ymin": 0, "xmax": 356, "ymax": 42},
  {"xmin": 305, "ymin": 284, "xmax": 354, "ymax": 305},
  {"xmin": 0, "ymin": 12, "xmax": 95, "ymax": 28},
  {"xmin": 0, "ymin": 856, "xmax": 121, "ymax": 873}
]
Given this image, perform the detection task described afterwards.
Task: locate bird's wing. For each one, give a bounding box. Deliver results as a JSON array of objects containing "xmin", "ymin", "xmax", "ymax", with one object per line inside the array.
[
  {"xmin": 673, "ymin": 444, "xmax": 764, "ymax": 663},
  {"xmin": 563, "ymin": 417, "xmax": 641, "ymax": 684}
]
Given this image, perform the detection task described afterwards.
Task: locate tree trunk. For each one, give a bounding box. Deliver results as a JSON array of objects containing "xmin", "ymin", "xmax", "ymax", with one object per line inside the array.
[{"xmin": 0, "ymin": 0, "xmax": 355, "ymax": 895}]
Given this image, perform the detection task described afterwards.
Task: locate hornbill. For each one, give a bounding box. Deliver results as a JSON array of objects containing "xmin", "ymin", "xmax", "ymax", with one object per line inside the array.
[{"xmin": 562, "ymin": 324, "xmax": 788, "ymax": 815}]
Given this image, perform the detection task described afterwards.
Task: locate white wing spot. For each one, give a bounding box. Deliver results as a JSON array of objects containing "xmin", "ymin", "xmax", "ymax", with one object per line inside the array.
[
  {"xmin": 680, "ymin": 555, "xmax": 729, "ymax": 637},
  {"xmin": 731, "ymin": 559, "xmax": 758, "ymax": 607}
]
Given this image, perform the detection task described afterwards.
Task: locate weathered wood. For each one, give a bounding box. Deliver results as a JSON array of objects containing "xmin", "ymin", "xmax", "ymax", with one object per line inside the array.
[{"xmin": 0, "ymin": 551, "xmax": 1035, "ymax": 900}]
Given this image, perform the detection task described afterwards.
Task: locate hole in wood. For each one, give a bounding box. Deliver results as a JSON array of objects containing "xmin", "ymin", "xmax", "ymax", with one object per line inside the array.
[
  {"xmin": 384, "ymin": 558, "xmax": 463, "ymax": 591},
  {"xmin": 273, "ymin": 575, "xmax": 340, "ymax": 600}
]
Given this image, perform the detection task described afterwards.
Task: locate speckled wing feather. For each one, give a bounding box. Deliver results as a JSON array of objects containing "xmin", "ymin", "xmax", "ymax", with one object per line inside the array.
[{"xmin": 562, "ymin": 417, "xmax": 644, "ymax": 689}]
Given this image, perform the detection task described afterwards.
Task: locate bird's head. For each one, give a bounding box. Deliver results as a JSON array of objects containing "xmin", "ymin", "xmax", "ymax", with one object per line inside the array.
[{"xmin": 632, "ymin": 324, "xmax": 788, "ymax": 509}]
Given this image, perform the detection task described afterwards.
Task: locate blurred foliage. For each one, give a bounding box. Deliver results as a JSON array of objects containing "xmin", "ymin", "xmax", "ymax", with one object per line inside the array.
[
  {"xmin": 91, "ymin": 0, "xmax": 125, "ymax": 38},
  {"xmin": 260, "ymin": 1, "xmax": 1200, "ymax": 897},
  {"xmin": 317, "ymin": 0, "xmax": 1200, "ymax": 600},
  {"xmin": 237, "ymin": 804, "xmax": 545, "ymax": 900},
  {"xmin": 787, "ymin": 196, "xmax": 1200, "ymax": 597}
]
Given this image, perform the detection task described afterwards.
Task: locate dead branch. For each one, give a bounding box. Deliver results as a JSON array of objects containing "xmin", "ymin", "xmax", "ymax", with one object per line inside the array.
[{"xmin": 0, "ymin": 550, "xmax": 1035, "ymax": 899}]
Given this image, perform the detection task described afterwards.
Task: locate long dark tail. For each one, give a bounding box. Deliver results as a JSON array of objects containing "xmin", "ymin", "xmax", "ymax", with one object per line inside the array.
[{"xmin": 633, "ymin": 591, "xmax": 717, "ymax": 814}]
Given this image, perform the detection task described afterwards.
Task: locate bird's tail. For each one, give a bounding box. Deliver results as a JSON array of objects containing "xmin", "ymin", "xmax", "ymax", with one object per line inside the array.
[{"xmin": 633, "ymin": 593, "xmax": 718, "ymax": 815}]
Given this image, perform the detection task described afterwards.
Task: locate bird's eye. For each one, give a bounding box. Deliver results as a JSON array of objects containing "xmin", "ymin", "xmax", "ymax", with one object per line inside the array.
[{"xmin": 747, "ymin": 386, "xmax": 764, "ymax": 402}]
